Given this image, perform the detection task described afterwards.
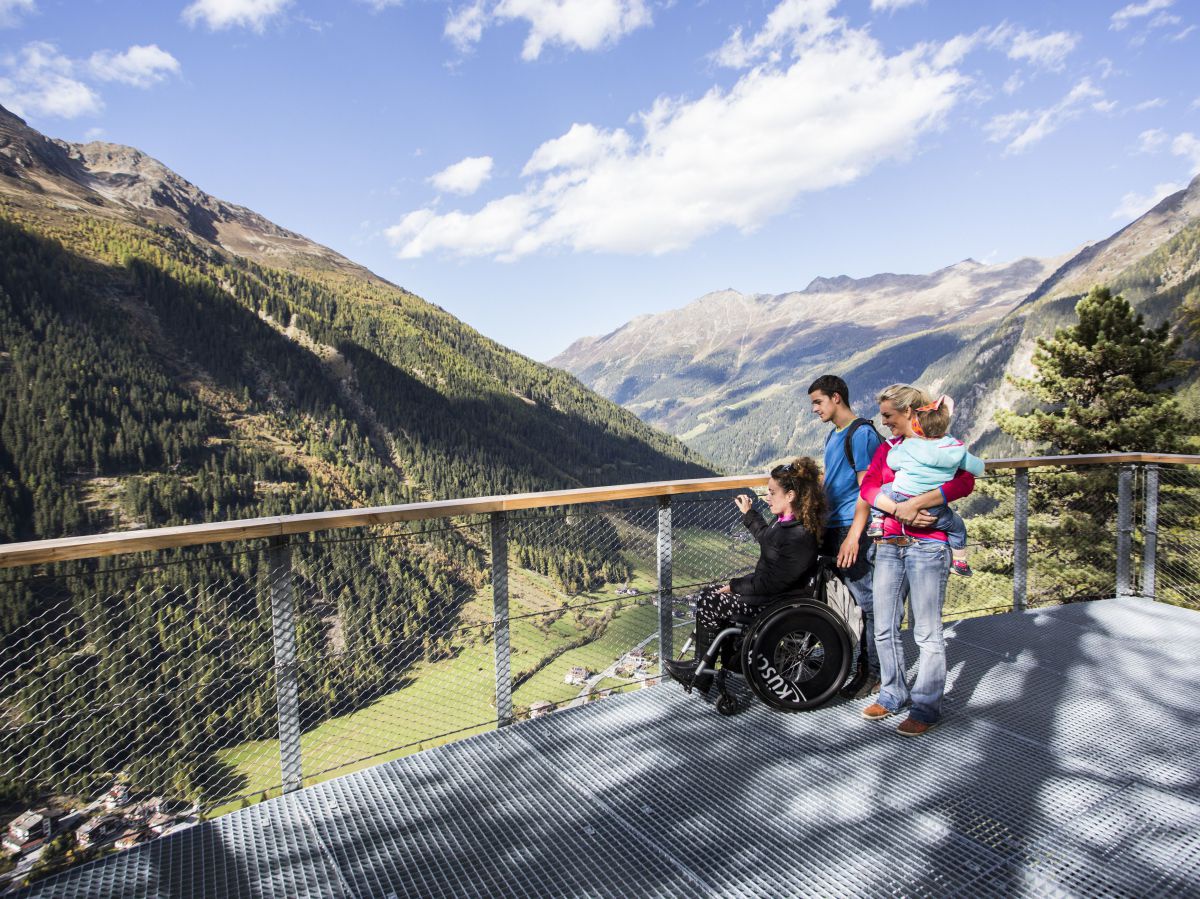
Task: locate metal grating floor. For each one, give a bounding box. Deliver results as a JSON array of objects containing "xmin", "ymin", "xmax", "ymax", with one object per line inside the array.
[{"xmin": 18, "ymin": 598, "xmax": 1200, "ymax": 898}]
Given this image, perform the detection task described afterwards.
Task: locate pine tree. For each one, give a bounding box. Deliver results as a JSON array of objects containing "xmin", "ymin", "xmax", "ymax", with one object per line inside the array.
[
  {"xmin": 996, "ymin": 286, "xmax": 1190, "ymax": 454},
  {"xmin": 991, "ymin": 285, "xmax": 1192, "ymax": 603}
]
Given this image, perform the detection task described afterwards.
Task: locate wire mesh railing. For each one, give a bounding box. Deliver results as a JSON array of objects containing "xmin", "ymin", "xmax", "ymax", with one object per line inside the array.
[{"xmin": 0, "ymin": 457, "xmax": 1196, "ymax": 887}]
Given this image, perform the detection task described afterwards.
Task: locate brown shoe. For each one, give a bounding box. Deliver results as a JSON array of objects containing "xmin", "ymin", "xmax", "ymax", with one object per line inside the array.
[
  {"xmin": 896, "ymin": 716, "xmax": 939, "ymax": 737},
  {"xmin": 861, "ymin": 702, "xmax": 893, "ymax": 721}
]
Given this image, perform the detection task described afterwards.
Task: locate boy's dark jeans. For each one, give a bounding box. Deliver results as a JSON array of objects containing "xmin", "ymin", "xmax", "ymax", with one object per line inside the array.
[{"xmin": 822, "ymin": 525, "xmax": 879, "ymax": 678}]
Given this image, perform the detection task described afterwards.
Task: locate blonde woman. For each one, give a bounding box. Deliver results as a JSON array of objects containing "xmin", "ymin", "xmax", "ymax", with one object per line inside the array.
[{"xmin": 842, "ymin": 384, "xmax": 976, "ymax": 737}]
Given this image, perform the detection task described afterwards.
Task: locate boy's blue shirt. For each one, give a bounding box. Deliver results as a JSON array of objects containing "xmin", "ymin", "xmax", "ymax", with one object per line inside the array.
[{"xmin": 823, "ymin": 422, "xmax": 883, "ymax": 527}]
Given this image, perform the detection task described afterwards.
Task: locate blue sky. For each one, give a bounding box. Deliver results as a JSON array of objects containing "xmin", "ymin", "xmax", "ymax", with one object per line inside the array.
[{"xmin": 2, "ymin": 0, "xmax": 1199, "ymax": 361}]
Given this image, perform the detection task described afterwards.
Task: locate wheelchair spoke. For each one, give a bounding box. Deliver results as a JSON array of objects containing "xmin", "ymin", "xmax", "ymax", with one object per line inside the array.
[{"xmin": 775, "ymin": 631, "xmax": 825, "ymax": 684}]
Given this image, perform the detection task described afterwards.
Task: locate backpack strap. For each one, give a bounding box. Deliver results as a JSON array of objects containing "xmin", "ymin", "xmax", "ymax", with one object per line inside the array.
[
  {"xmin": 825, "ymin": 417, "xmax": 883, "ymax": 470},
  {"xmin": 842, "ymin": 418, "xmax": 877, "ymax": 471}
]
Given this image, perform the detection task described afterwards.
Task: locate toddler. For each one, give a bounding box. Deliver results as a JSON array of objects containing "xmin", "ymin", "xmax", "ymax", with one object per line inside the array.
[{"xmin": 868, "ymin": 394, "xmax": 984, "ymax": 576}]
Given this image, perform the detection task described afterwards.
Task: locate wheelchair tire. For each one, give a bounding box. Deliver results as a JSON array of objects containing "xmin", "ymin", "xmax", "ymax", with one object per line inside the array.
[
  {"xmin": 716, "ymin": 694, "xmax": 739, "ymax": 716},
  {"xmin": 740, "ymin": 599, "xmax": 851, "ymax": 711}
]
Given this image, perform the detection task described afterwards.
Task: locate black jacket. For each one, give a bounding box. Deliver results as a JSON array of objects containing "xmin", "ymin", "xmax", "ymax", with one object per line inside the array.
[{"xmin": 729, "ymin": 509, "xmax": 818, "ymax": 602}]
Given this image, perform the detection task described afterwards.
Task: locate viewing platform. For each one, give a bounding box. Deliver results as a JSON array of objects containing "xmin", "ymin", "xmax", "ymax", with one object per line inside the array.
[
  {"xmin": 17, "ymin": 597, "xmax": 1200, "ymax": 897},
  {"xmin": 1, "ymin": 453, "xmax": 1198, "ymax": 896}
]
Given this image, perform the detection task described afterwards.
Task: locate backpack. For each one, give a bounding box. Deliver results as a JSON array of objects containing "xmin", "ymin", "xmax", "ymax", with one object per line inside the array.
[{"xmin": 825, "ymin": 418, "xmax": 884, "ymax": 471}]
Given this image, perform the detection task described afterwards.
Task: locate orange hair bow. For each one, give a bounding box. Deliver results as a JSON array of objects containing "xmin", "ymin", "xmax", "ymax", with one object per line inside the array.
[{"xmin": 916, "ymin": 394, "xmax": 955, "ymax": 416}]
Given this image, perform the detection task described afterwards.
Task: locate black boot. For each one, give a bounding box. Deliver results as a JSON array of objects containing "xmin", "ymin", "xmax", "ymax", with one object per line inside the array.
[
  {"xmin": 665, "ymin": 658, "xmax": 714, "ymax": 695},
  {"xmin": 664, "ymin": 658, "xmax": 698, "ymax": 688}
]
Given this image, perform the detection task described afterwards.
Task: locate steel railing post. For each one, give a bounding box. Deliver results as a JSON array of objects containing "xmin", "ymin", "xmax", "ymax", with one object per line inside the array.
[
  {"xmin": 657, "ymin": 497, "xmax": 673, "ymax": 672},
  {"xmin": 1117, "ymin": 465, "xmax": 1134, "ymax": 598},
  {"xmin": 1141, "ymin": 464, "xmax": 1159, "ymax": 600},
  {"xmin": 490, "ymin": 512, "xmax": 513, "ymax": 727},
  {"xmin": 1013, "ymin": 469, "xmax": 1029, "ymax": 612},
  {"xmin": 268, "ymin": 535, "xmax": 303, "ymax": 794}
]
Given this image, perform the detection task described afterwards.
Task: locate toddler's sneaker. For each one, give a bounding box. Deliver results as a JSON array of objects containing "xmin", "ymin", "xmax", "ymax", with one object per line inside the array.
[
  {"xmin": 951, "ymin": 559, "xmax": 973, "ymax": 577},
  {"xmin": 866, "ymin": 518, "xmax": 884, "ymax": 538}
]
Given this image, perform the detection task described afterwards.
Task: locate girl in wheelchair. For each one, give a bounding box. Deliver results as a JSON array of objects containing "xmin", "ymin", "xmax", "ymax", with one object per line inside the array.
[{"xmin": 665, "ymin": 457, "xmax": 825, "ymax": 697}]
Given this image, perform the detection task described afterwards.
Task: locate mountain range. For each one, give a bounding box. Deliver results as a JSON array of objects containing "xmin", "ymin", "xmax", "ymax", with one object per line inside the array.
[
  {"xmin": 0, "ymin": 104, "xmax": 713, "ymax": 544},
  {"xmin": 553, "ymin": 177, "xmax": 1200, "ymax": 469}
]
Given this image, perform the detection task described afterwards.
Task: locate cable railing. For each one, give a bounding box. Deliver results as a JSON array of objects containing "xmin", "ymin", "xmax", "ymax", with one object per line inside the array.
[{"xmin": 0, "ymin": 454, "xmax": 1197, "ymax": 888}]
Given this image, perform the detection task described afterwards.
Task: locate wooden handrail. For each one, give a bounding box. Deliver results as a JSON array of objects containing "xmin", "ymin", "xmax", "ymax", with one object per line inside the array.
[
  {"xmin": 2, "ymin": 452, "xmax": 1197, "ymax": 569},
  {"xmin": 983, "ymin": 452, "xmax": 1200, "ymax": 470},
  {"xmin": 0, "ymin": 474, "xmax": 767, "ymax": 569}
]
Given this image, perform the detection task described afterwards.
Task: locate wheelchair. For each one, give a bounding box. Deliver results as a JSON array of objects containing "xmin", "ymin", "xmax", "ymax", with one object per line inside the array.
[{"xmin": 678, "ymin": 558, "xmax": 862, "ymax": 716}]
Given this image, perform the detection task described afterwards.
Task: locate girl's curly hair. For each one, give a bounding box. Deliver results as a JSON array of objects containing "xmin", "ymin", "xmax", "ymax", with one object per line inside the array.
[{"xmin": 769, "ymin": 456, "xmax": 825, "ymax": 538}]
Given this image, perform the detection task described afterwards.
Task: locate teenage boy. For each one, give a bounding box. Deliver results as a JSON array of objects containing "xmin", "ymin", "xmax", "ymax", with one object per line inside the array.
[{"xmin": 808, "ymin": 375, "xmax": 883, "ymax": 698}]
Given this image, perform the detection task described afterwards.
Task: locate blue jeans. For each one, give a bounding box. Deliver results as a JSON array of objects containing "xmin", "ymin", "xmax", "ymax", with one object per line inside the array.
[
  {"xmin": 822, "ymin": 526, "xmax": 878, "ymax": 677},
  {"xmin": 878, "ymin": 484, "xmax": 968, "ymax": 550},
  {"xmin": 873, "ymin": 539, "xmax": 951, "ymax": 723}
]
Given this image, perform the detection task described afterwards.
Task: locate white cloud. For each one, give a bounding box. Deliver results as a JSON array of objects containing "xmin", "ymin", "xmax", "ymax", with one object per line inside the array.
[
  {"xmin": 182, "ymin": 0, "xmax": 291, "ymax": 32},
  {"xmin": 0, "ymin": 42, "xmax": 102, "ymax": 118},
  {"xmin": 984, "ymin": 24, "xmax": 1078, "ymax": 72},
  {"xmin": 393, "ymin": 5, "xmax": 968, "ymax": 260},
  {"xmin": 446, "ymin": 1, "xmax": 487, "ymax": 51},
  {"xmin": 870, "ymin": 0, "xmax": 924, "ymax": 11},
  {"xmin": 1174, "ymin": 132, "xmax": 1200, "ymax": 172},
  {"xmin": 429, "ymin": 155, "xmax": 495, "ymax": 195},
  {"xmin": 1004, "ymin": 28, "xmax": 1078, "ymax": 71},
  {"xmin": 1092, "ymin": 99, "xmax": 1117, "ymax": 113},
  {"xmin": 84, "ymin": 126, "xmax": 104, "ymax": 140},
  {"xmin": 446, "ymin": 0, "xmax": 651, "ymax": 59},
  {"xmin": 387, "ymin": 195, "xmax": 538, "ymax": 259},
  {"xmin": 1110, "ymin": 0, "xmax": 1173, "ymax": 31},
  {"xmin": 1136, "ymin": 128, "xmax": 1169, "ymax": 153},
  {"xmin": 715, "ymin": 0, "xmax": 840, "ymax": 68},
  {"xmin": 88, "ymin": 45, "xmax": 181, "ymax": 87},
  {"xmin": 0, "ymin": 0, "xmax": 35, "ymax": 28},
  {"xmin": 1171, "ymin": 24, "xmax": 1196, "ymax": 41},
  {"xmin": 1111, "ymin": 181, "xmax": 1184, "ymax": 219},
  {"xmin": 1002, "ymin": 72, "xmax": 1023, "ymax": 95},
  {"xmin": 985, "ymin": 78, "xmax": 1103, "ymax": 154},
  {"xmin": 1133, "ymin": 97, "xmax": 1166, "ymax": 112},
  {"xmin": 521, "ymin": 123, "xmax": 633, "ymax": 176}
]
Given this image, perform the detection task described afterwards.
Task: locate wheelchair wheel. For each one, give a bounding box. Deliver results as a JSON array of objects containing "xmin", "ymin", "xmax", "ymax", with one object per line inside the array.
[
  {"xmin": 716, "ymin": 694, "xmax": 739, "ymax": 716},
  {"xmin": 740, "ymin": 600, "xmax": 851, "ymax": 711}
]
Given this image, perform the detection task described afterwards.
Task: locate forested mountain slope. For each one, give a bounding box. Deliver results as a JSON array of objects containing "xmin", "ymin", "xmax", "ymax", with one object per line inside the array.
[
  {"xmin": 0, "ymin": 103, "xmax": 713, "ymax": 545},
  {"xmin": 920, "ymin": 175, "xmax": 1200, "ymax": 456},
  {"xmin": 0, "ymin": 105, "xmax": 716, "ymax": 814}
]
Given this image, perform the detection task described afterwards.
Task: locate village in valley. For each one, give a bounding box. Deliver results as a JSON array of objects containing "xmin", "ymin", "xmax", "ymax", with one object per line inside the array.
[
  {"xmin": 0, "ymin": 779, "xmax": 198, "ymax": 891},
  {"xmin": 0, "ymin": 630, "xmax": 668, "ymax": 889}
]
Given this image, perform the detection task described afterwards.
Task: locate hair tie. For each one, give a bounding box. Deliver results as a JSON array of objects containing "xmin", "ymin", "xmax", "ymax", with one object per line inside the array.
[{"xmin": 915, "ymin": 394, "xmax": 954, "ymax": 416}]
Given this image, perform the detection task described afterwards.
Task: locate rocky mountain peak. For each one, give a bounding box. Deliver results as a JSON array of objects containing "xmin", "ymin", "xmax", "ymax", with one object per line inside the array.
[
  {"xmin": 804, "ymin": 274, "xmax": 856, "ymax": 292},
  {"xmin": 0, "ymin": 102, "xmax": 85, "ymax": 182},
  {"xmin": 0, "ymin": 105, "xmax": 371, "ymax": 276}
]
